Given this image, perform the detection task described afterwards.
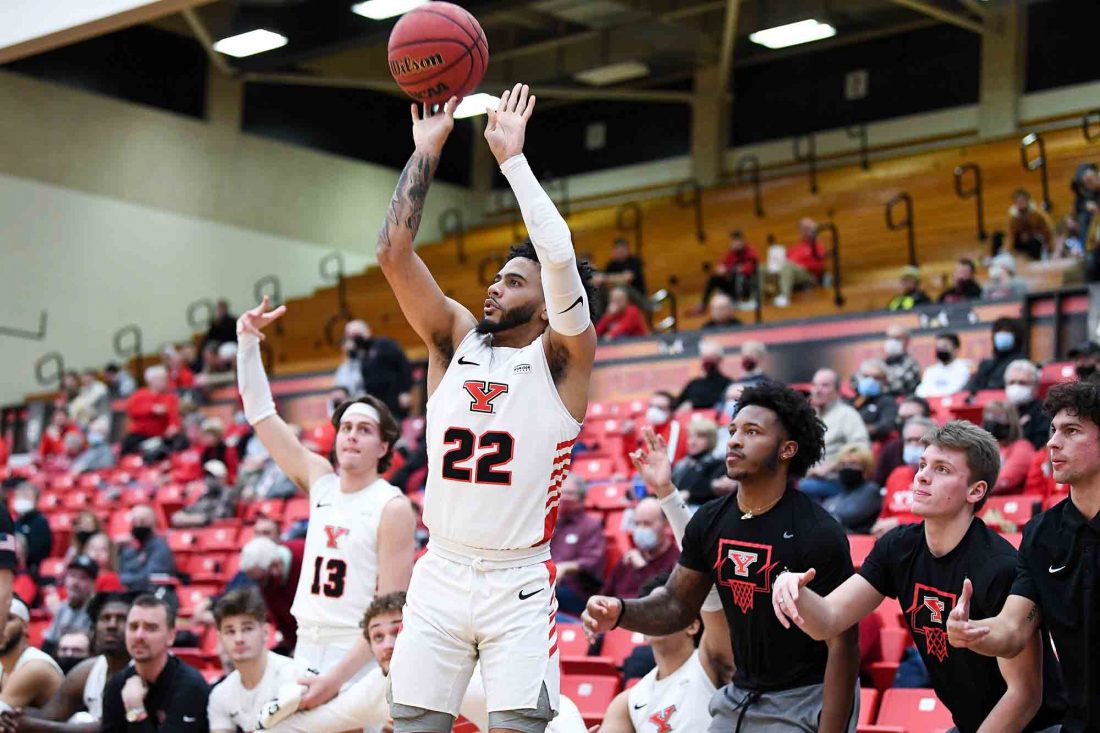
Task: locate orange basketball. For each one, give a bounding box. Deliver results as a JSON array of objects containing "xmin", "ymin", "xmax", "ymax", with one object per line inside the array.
[{"xmin": 387, "ymin": 2, "xmax": 488, "ymax": 103}]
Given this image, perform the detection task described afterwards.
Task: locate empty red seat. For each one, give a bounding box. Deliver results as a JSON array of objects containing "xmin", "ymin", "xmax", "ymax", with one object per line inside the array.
[
  {"xmin": 195, "ymin": 526, "xmax": 239, "ymax": 551},
  {"xmin": 557, "ymin": 624, "xmax": 590, "ymax": 658},
  {"xmin": 848, "ymin": 534, "xmax": 875, "ymax": 570},
  {"xmin": 859, "ymin": 687, "xmax": 880, "ymax": 725},
  {"xmin": 177, "ymin": 585, "xmax": 220, "ymax": 617},
  {"xmin": 285, "ymin": 498, "xmax": 311, "ymax": 524},
  {"xmin": 560, "ymin": 656, "xmax": 618, "ymax": 677},
  {"xmin": 188, "ymin": 553, "xmax": 230, "ymax": 584},
  {"xmin": 599, "ymin": 627, "xmax": 646, "ymax": 667},
  {"xmin": 981, "ymin": 494, "xmax": 1041, "ymax": 528},
  {"xmin": 560, "ymin": 674, "xmax": 621, "ymax": 727},
  {"xmin": 38, "ymin": 557, "xmax": 67, "ymax": 581},
  {"xmin": 246, "ymin": 498, "xmax": 288, "ymax": 522},
  {"xmin": 585, "ymin": 482, "xmax": 633, "ymax": 511},
  {"xmin": 167, "ymin": 530, "xmax": 200, "ymax": 554},
  {"xmin": 573, "ymin": 457, "xmax": 616, "ymax": 483}
]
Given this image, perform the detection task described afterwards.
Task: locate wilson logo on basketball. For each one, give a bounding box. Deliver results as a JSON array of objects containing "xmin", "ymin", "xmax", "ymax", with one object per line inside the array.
[{"xmin": 388, "ymin": 53, "xmax": 445, "ymax": 76}]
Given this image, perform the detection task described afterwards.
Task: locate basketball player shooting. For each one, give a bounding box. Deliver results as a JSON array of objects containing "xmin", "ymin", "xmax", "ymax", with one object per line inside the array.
[{"xmin": 376, "ymin": 84, "xmax": 598, "ymax": 733}]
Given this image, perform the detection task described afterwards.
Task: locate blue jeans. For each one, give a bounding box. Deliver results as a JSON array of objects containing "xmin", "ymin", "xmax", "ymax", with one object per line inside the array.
[{"xmin": 799, "ymin": 476, "xmax": 842, "ymax": 500}]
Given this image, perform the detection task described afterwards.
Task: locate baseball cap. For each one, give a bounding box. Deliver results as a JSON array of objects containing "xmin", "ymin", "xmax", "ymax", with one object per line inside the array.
[
  {"xmin": 67, "ymin": 554, "xmax": 100, "ymax": 580},
  {"xmin": 203, "ymin": 460, "xmax": 228, "ymax": 480},
  {"xmin": 1068, "ymin": 341, "xmax": 1100, "ymax": 358}
]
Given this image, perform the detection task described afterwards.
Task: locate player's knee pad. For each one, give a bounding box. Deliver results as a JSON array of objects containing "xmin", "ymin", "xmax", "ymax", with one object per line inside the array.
[
  {"xmin": 389, "ymin": 703, "xmax": 454, "ymax": 733},
  {"xmin": 487, "ymin": 684, "xmax": 555, "ymax": 733}
]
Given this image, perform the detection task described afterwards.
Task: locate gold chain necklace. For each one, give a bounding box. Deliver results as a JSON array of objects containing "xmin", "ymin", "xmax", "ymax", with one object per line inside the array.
[{"xmin": 738, "ymin": 493, "xmax": 783, "ymax": 520}]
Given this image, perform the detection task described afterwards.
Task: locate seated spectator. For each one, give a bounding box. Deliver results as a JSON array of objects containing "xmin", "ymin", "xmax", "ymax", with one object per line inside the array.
[
  {"xmin": 345, "ymin": 320, "xmax": 413, "ymax": 418},
  {"xmin": 171, "ymin": 460, "xmax": 239, "ymax": 528},
  {"xmin": 937, "ymin": 258, "xmax": 983, "ymax": 304},
  {"xmin": 595, "ymin": 237, "xmax": 647, "ymax": 297},
  {"xmin": 674, "ymin": 340, "xmax": 730, "ymax": 413},
  {"xmin": 12, "ymin": 535, "xmax": 38, "ymax": 608},
  {"xmin": 194, "ymin": 341, "xmax": 238, "ymax": 391},
  {"xmin": 238, "ymin": 536, "xmax": 305, "ymax": 652},
  {"xmin": 881, "ymin": 325, "xmax": 921, "ymax": 395},
  {"xmin": 623, "ymin": 391, "xmax": 688, "ymax": 466},
  {"xmin": 852, "ymin": 359, "xmax": 899, "ymax": 442},
  {"xmin": 802, "ymin": 369, "xmax": 870, "ymax": 500},
  {"xmin": 57, "ymin": 628, "xmax": 93, "ymax": 666},
  {"xmin": 966, "ymin": 317, "xmax": 1026, "ymax": 392},
  {"xmin": 198, "ymin": 417, "xmax": 238, "ymax": 484},
  {"xmin": 12, "ymin": 484, "xmax": 52, "ymax": 574},
  {"xmin": 601, "ymin": 497, "xmax": 679, "ymax": 599},
  {"xmin": 103, "ymin": 363, "xmax": 136, "ymax": 399},
  {"xmin": 1053, "ymin": 213, "xmax": 1086, "ymax": 260},
  {"xmin": 1071, "ymin": 163, "xmax": 1099, "ymax": 238},
  {"xmin": 700, "ymin": 292, "xmax": 742, "ymax": 330},
  {"xmin": 333, "ymin": 321, "xmax": 368, "ymax": 396},
  {"xmin": 85, "ymin": 531, "xmax": 125, "ymax": 592},
  {"xmin": 118, "ymin": 505, "xmax": 176, "ymax": 591},
  {"xmin": 71, "ymin": 416, "xmax": 116, "ymax": 474},
  {"xmin": 549, "ymin": 475, "xmax": 606, "ymax": 616},
  {"xmin": 60, "ymin": 371, "xmax": 81, "ymax": 402},
  {"xmin": 37, "ymin": 408, "xmax": 82, "ymax": 462},
  {"xmin": 63, "ymin": 510, "xmax": 103, "ymax": 562},
  {"xmin": 120, "ymin": 366, "xmax": 180, "ymax": 455},
  {"xmin": 886, "ymin": 265, "xmax": 931, "ymax": 311},
  {"xmin": 69, "ymin": 370, "xmax": 109, "ymax": 428},
  {"xmin": 821, "ymin": 444, "xmax": 882, "ymax": 534},
  {"xmin": 700, "ymin": 229, "xmax": 758, "ymax": 310},
  {"xmin": 734, "ymin": 340, "xmax": 770, "ymax": 387},
  {"xmin": 202, "ymin": 298, "xmax": 237, "ymax": 351},
  {"xmin": 981, "ymin": 253, "xmax": 1028, "ymax": 300},
  {"xmin": 596, "ymin": 286, "xmax": 649, "ymax": 341},
  {"xmin": 982, "ymin": 400, "xmax": 1035, "ymax": 495},
  {"xmin": 1069, "ymin": 339, "xmax": 1100, "ymax": 382},
  {"xmin": 1003, "ymin": 359, "xmax": 1049, "ymax": 449},
  {"xmin": 163, "ymin": 347, "xmax": 195, "ymax": 391},
  {"xmin": 870, "ymin": 416, "xmax": 937, "ymax": 538},
  {"xmin": 239, "ymin": 441, "xmax": 299, "ymax": 501},
  {"xmin": 916, "ymin": 332, "xmax": 972, "ymax": 398},
  {"xmin": 0, "ymin": 598, "xmax": 64, "ymax": 707},
  {"xmin": 873, "ymin": 396, "xmax": 932, "ymax": 485},
  {"xmin": 772, "ymin": 217, "xmax": 825, "ymax": 308},
  {"xmin": 1003, "ymin": 188, "xmax": 1054, "ymax": 260},
  {"xmin": 670, "ymin": 418, "xmax": 725, "ymax": 508},
  {"xmin": 42, "ymin": 555, "xmax": 98, "ymax": 656}
]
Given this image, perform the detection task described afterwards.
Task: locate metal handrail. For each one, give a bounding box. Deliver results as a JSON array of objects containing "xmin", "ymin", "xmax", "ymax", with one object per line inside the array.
[
  {"xmin": 886, "ymin": 193, "xmax": 917, "ymax": 266},
  {"xmin": 953, "ymin": 163, "xmax": 987, "ymax": 240},
  {"xmin": 35, "ymin": 352, "xmax": 65, "ymax": 389},
  {"xmin": 477, "ymin": 254, "xmax": 505, "ymax": 286},
  {"xmin": 616, "ymin": 202, "xmax": 643, "ymax": 256},
  {"xmin": 112, "ymin": 325, "xmax": 144, "ymax": 381},
  {"xmin": 439, "ymin": 207, "xmax": 466, "ymax": 263},
  {"xmin": 674, "ymin": 180, "xmax": 705, "ymax": 244},
  {"xmin": 320, "ymin": 252, "xmax": 351, "ymax": 348},
  {"xmin": 186, "ymin": 299, "xmax": 215, "ymax": 331},
  {"xmin": 0, "ymin": 311, "xmax": 47, "ymax": 341},
  {"xmin": 253, "ymin": 274, "xmax": 283, "ymax": 307},
  {"xmin": 734, "ymin": 155, "xmax": 764, "ymax": 218},
  {"xmin": 793, "ymin": 133, "xmax": 818, "ymax": 194},
  {"xmin": 816, "ymin": 222, "xmax": 844, "ymax": 307},
  {"xmin": 1019, "ymin": 132, "xmax": 1052, "ymax": 211},
  {"xmin": 846, "ymin": 125, "xmax": 870, "ymax": 170},
  {"xmin": 649, "ymin": 289, "xmax": 677, "ymax": 333}
]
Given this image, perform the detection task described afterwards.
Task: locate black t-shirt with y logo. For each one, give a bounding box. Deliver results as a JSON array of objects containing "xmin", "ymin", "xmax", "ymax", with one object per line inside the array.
[
  {"xmin": 679, "ymin": 489, "xmax": 853, "ymax": 692},
  {"xmin": 860, "ymin": 519, "xmax": 1065, "ymax": 733}
]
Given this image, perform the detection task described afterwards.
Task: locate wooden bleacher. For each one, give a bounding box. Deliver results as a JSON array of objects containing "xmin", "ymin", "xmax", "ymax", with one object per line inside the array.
[{"xmin": 261, "ymin": 124, "xmax": 1099, "ymax": 374}]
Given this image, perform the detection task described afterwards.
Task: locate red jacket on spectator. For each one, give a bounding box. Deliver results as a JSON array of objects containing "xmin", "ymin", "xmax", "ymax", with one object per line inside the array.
[
  {"xmin": 596, "ymin": 304, "xmax": 649, "ymax": 341},
  {"xmin": 0, "ymin": 437, "xmax": 8, "ymax": 468},
  {"xmin": 96, "ymin": 570, "xmax": 124, "ymax": 593},
  {"xmin": 13, "ymin": 572, "xmax": 37, "ymax": 608},
  {"xmin": 719, "ymin": 244, "xmax": 758, "ymax": 278},
  {"xmin": 261, "ymin": 539, "xmax": 304, "ymax": 652},
  {"xmin": 880, "ymin": 465, "xmax": 921, "ymax": 525},
  {"xmin": 126, "ymin": 389, "xmax": 180, "ymax": 438},
  {"xmin": 622, "ymin": 418, "xmax": 688, "ymax": 469},
  {"xmin": 994, "ymin": 439, "xmax": 1035, "ymax": 495},
  {"xmin": 168, "ymin": 365, "xmax": 195, "ymax": 390},
  {"xmin": 788, "ymin": 237, "xmax": 826, "ymax": 280},
  {"xmin": 38, "ymin": 424, "xmax": 83, "ymax": 460}
]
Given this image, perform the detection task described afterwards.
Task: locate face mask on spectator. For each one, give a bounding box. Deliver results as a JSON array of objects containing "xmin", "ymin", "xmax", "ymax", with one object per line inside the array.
[
  {"xmin": 12, "ymin": 498, "xmax": 34, "ymax": 516},
  {"xmin": 1005, "ymin": 384, "xmax": 1034, "ymax": 405},
  {"xmin": 1077, "ymin": 364, "xmax": 1097, "ymax": 380},
  {"xmin": 903, "ymin": 444, "xmax": 924, "ymax": 466},
  {"xmin": 857, "ymin": 376, "xmax": 881, "ymax": 397},
  {"xmin": 741, "ymin": 357, "xmax": 758, "ymax": 372},
  {"xmin": 837, "ymin": 467, "xmax": 864, "ymax": 488},
  {"xmin": 884, "ymin": 339, "xmax": 904, "ymax": 357},
  {"xmin": 993, "ymin": 331, "xmax": 1015, "ymax": 352},
  {"xmin": 131, "ymin": 526, "xmax": 153, "ymax": 543},
  {"xmin": 75, "ymin": 529, "xmax": 96, "ymax": 546},
  {"xmin": 57, "ymin": 656, "xmax": 87, "ymax": 675},
  {"xmin": 935, "ymin": 349, "xmax": 953, "ymax": 364},
  {"xmin": 983, "ymin": 420, "xmax": 1010, "ymax": 441},
  {"xmin": 701, "ymin": 359, "xmax": 720, "ymax": 376},
  {"xmin": 632, "ymin": 526, "xmax": 660, "ymax": 552},
  {"xmin": 645, "ymin": 406, "xmax": 670, "ymax": 425}
]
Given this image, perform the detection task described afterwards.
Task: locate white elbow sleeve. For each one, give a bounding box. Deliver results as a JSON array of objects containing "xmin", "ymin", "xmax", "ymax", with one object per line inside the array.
[
  {"xmin": 501, "ymin": 154, "xmax": 590, "ymax": 336},
  {"xmin": 659, "ymin": 491, "xmax": 691, "ymax": 550},
  {"xmin": 702, "ymin": 586, "xmax": 723, "ymax": 613},
  {"xmin": 236, "ymin": 332, "xmax": 277, "ymax": 426}
]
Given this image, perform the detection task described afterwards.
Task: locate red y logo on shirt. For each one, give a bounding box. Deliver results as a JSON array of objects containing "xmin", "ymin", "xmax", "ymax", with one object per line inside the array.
[
  {"xmin": 727, "ymin": 550, "xmax": 758, "ymax": 577},
  {"xmin": 648, "ymin": 705, "xmax": 676, "ymax": 733},
  {"xmin": 923, "ymin": 596, "xmax": 946, "ymax": 624},
  {"xmin": 463, "ymin": 381, "xmax": 509, "ymax": 413},
  {"xmin": 324, "ymin": 525, "xmax": 350, "ymax": 549}
]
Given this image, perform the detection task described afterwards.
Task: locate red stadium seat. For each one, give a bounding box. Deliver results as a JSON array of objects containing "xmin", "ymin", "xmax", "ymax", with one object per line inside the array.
[
  {"xmin": 599, "ymin": 627, "xmax": 646, "ymax": 667},
  {"xmin": 557, "ymin": 624, "xmax": 590, "ymax": 658},
  {"xmin": 285, "ymin": 497, "xmax": 310, "ymax": 524},
  {"xmin": 38, "ymin": 557, "xmax": 67, "ymax": 581},
  {"xmin": 119, "ymin": 455, "xmax": 145, "ymax": 472},
  {"xmin": 1039, "ymin": 361, "xmax": 1075, "ymax": 396},
  {"xmin": 869, "ymin": 626, "xmax": 913, "ymax": 690},
  {"xmin": 195, "ymin": 526, "xmax": 239, "ymax": 551},
  {"xmin": 873, "ymin": 688, "xmax": 954, "ymax": 733},
  {"xmin": 560, "ymin": 674, "xmax": 621, "ymax": 727},
  {"xmin": 245, "ymin": 498, "xmax": 287, "ymax": 523},
  {"xmin": 980, "ymin": 494, "xmax": 1041, "ymax": 528},
  {"xmin": 873, "ymin": 597, "xmax": 904, "ymax": 628},
  {"xmin": 585, "ymin": 482, "xmax": 633, "ymax": 511},
  {"xmin": 561, "ymin": 656, "xmax": 618, "ymax": 677},
  {"xmin": 167, "ymin": 530, "xmax": 200, "ymax": 554},
  {"xmin": 60, "ymin": 490, "xmax": 91, "ymax": 510},
  {"xmin": 848, "ymin": 534, "xmax": 875, "ymax": 570},
  {"xmin": 573, "ymin": 457, "xmax": 617, "ymax": 483},
  {"xmin": 187, "ymin": 553, "xmax": 230, "ymax": 584},
  {"xmin": 177, "ymin": 585, "xmax": 220, "ymax": 618},
  {"xmin": 859, "ymin": 687, "xmax": 880, "ymax": 725}
]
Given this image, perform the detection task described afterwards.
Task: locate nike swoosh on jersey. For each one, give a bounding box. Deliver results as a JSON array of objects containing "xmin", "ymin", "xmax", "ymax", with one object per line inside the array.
[
  {"xmin": 1049, "ymin": 564, "xmax": 1067, "ymax": 573},
  {"xmin": 457, "ymin": 356, "xmax": 479, "ymax": 366},
  {"xmin": 557, "ymin": 296, "xmax": 584, "ymax": 314},
  {"xmin": 315, "ymin": 502, "xmax": 332, "ymax": 508},
  {"xmin": 518, "ymin": 588, "xmax": 544, "ymax": 600},
  {"xmin": 183, "ymin": 717, "xmax": 197, "ymax": 723},
  {"xmin": 632, "ymin": 703, "xmax": 647, "ymax": 710},
  {"xmin": 783, "ymin": 531, "xmax": 795, "ymax": 539}
]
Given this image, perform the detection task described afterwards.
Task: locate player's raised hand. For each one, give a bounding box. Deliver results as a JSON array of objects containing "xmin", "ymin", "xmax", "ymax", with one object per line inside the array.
[
  {"xmin": 630, "ymin": 426, "xmax": 673, "ymax": 497},
  {"xmin": 484, "ymin": 82, "xmax": 535, "ymax": 165},
  {"xmin": 771, "ymin": 568, "xmax": 816, "ymax": 629},
  {"xmin": 581, "ymin": 595, "xmax": 623, "ymax": 643},
  {"xmin": 411, "ymin": 96, "xmax": 458, "ymax": 154},
  {"xmin": 946, "ymin": 578, "xmax": 989, "ymax": 648},
  {"xmin": 237, "ymin": 296, "xmax": 287, "ymax": 341}
]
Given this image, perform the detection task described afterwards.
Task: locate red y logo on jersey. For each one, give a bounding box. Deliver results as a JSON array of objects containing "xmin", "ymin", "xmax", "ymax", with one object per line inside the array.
[
  {"xmin": 923, "ymin": 596, "xmax": 946, "ymax": 624},
  {"xmin": 728, "ymin": 550, "xmax": 758, "ymax": 577},
  {"xmin": 648, "ymin": 705, "xmax": 676, "ymax": 733},
  {"xmin": 324, "ymin": 525, "xmax": 349, "ymax": 549},
  {"xmin": 463, "ymin": 381, "xmax": 509, "ymax": 413}
]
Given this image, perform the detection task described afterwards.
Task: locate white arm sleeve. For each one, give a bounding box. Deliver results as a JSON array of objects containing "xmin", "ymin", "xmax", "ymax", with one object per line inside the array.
[
  {"xmin": 659, "ymin": 490, "xmax": 723, "ymax": 613},
  {"xmin": 266, "ymin": 674, "xmax": 387, "ymax": 733},
  {"xmin": 236, "ymin": 331, "xmax": 277, "ymax": 426},
  {"xmin": 500, "ymin": 154, "xmax": 590, "ymax": 336}
]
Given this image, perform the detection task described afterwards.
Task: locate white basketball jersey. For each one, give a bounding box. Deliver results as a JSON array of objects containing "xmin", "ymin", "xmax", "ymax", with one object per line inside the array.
[
  {"xmin": 290, "ymin": 474, "xmax": 402, "ymax": 630},
  {"xmin": 82, "ymin": 655, "xmax": 109, "ymax": 720},
  {"xmin": 207, "ymin": 652, "xmax": 301, "ymax": 733},
  {"xmin": 424, "ymin": 330, "xmax": 581, "ymax": 551},
  {"xmin": 627, "ymin": 651, "xmax": 716, "ymax": 733}
]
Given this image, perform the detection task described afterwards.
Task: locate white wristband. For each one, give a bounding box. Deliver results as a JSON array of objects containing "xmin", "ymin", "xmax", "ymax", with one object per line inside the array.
[
  {"xmin": 236, "ymin": 331, "xmax": 277, "ymax": 426},
  {"xmin": 659, "ymin": 490, "xmax": 691, "ymax": 550}
]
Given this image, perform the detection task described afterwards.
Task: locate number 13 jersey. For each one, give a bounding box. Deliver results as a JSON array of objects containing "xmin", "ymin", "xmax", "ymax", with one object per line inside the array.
[
  {"xmin": 424, "ymin": 330, "xmax": 582, "ymax": 551},
  {"xmin": 290, "ymin": 474, "xmax": 402, "ymax": 633}
]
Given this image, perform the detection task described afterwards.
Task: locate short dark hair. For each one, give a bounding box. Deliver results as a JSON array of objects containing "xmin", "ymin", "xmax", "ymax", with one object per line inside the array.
[
  {"xmin": 902, "ymin": 395, "xmax": 932, "ymax": 417},
  {"xmin": 651, "ymin": 390, "xmax": 675, "ymax": 409},
  {"xmin": 504, "ymin": 241, "xmax": 601, "ymax": 322},
  {"xmin": 1012, "ymin": 188, "xmax": 1030, "ymax": 200},
  {"xmin": 330, "ymin": 394, "xmax": 401, "ymax": 472},
  {"xmin": 361, "ymin": 591, "xmax": 406, "ymax": 639},
  {"xmin": 936, "ymin": 332, "xmax": 961, "ymax": 349},
  {"xmin": 735, "ymin": 381, "xmax": 826, "ymax": 478},
  {"xmin": 958, "ymin": 258, "xmax": 976, "ymax": 272},
  {"xmin": 104, "ymin": 363, "xmax": 120, "ymax": 374},
  {"xmin": 131, "ymin": 593, "xmax": 175, "ymax": 628},
  {"xmin": 921, "ymin": 420, "xmax": 1000, "ymax": 512},
  {"xmin": 991, "ymin": 317, "xmax": 1022, "ymax": 343},
  {"xmin": 1045, "ymin": 381, "xmax": 1100, "ymax": 428},
  {"xmin": 214, "ymin": 587, "xmax": 268, "ymax": 628},
  {"xmin": 88, "ymin": 592, "xmax": 134, "ymax": 622}
]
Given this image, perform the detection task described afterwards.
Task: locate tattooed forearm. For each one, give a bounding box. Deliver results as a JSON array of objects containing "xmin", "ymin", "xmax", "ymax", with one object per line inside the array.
[
  {"xmin": 619, "ymin": 589, "xmax": 696, "ymax": 636},
  {"xmin": 377, "ymin": 151, "xmax": 439, "ymax": 254}
]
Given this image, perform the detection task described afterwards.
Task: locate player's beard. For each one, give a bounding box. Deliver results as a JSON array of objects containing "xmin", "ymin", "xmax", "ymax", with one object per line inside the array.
[
  {"xmin": 476, "ymin": 302, "xmax": 538, "ymax": 335},
  {"xmin": 727, "ymin": 443, "xmax": 781, "ymax": 482},
  {"xmin": 0, "ymin": 629, "xmax": 24, "ymax": 655}
]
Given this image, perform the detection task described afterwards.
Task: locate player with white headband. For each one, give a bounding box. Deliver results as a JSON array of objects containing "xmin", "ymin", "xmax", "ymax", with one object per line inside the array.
[{"xmin": 235, "ymin": 297, "xmax": 418, "ymax": 713}]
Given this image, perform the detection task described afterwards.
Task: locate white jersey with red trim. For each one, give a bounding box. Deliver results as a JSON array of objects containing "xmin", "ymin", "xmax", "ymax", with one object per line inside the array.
[
  {"xmin": 424, "ymin": 329, "xmax": 581, "ymax": 551},
  {"xmin": 627, "ymin": 650, "xmax": 716, "ymax": 732},
  {"xmin": 289, "ymin": 473, "xmax": 401, "ymax": 634}
]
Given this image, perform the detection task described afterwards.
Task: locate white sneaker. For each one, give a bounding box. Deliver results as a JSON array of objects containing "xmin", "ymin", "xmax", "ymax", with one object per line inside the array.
[
  {"xmin": 738, "ymin": 299, "xmax": 757, "ymax": 311},
  {"xmin": 773, "ymin": 295, "xmax": 790, "ymax": 307}
]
